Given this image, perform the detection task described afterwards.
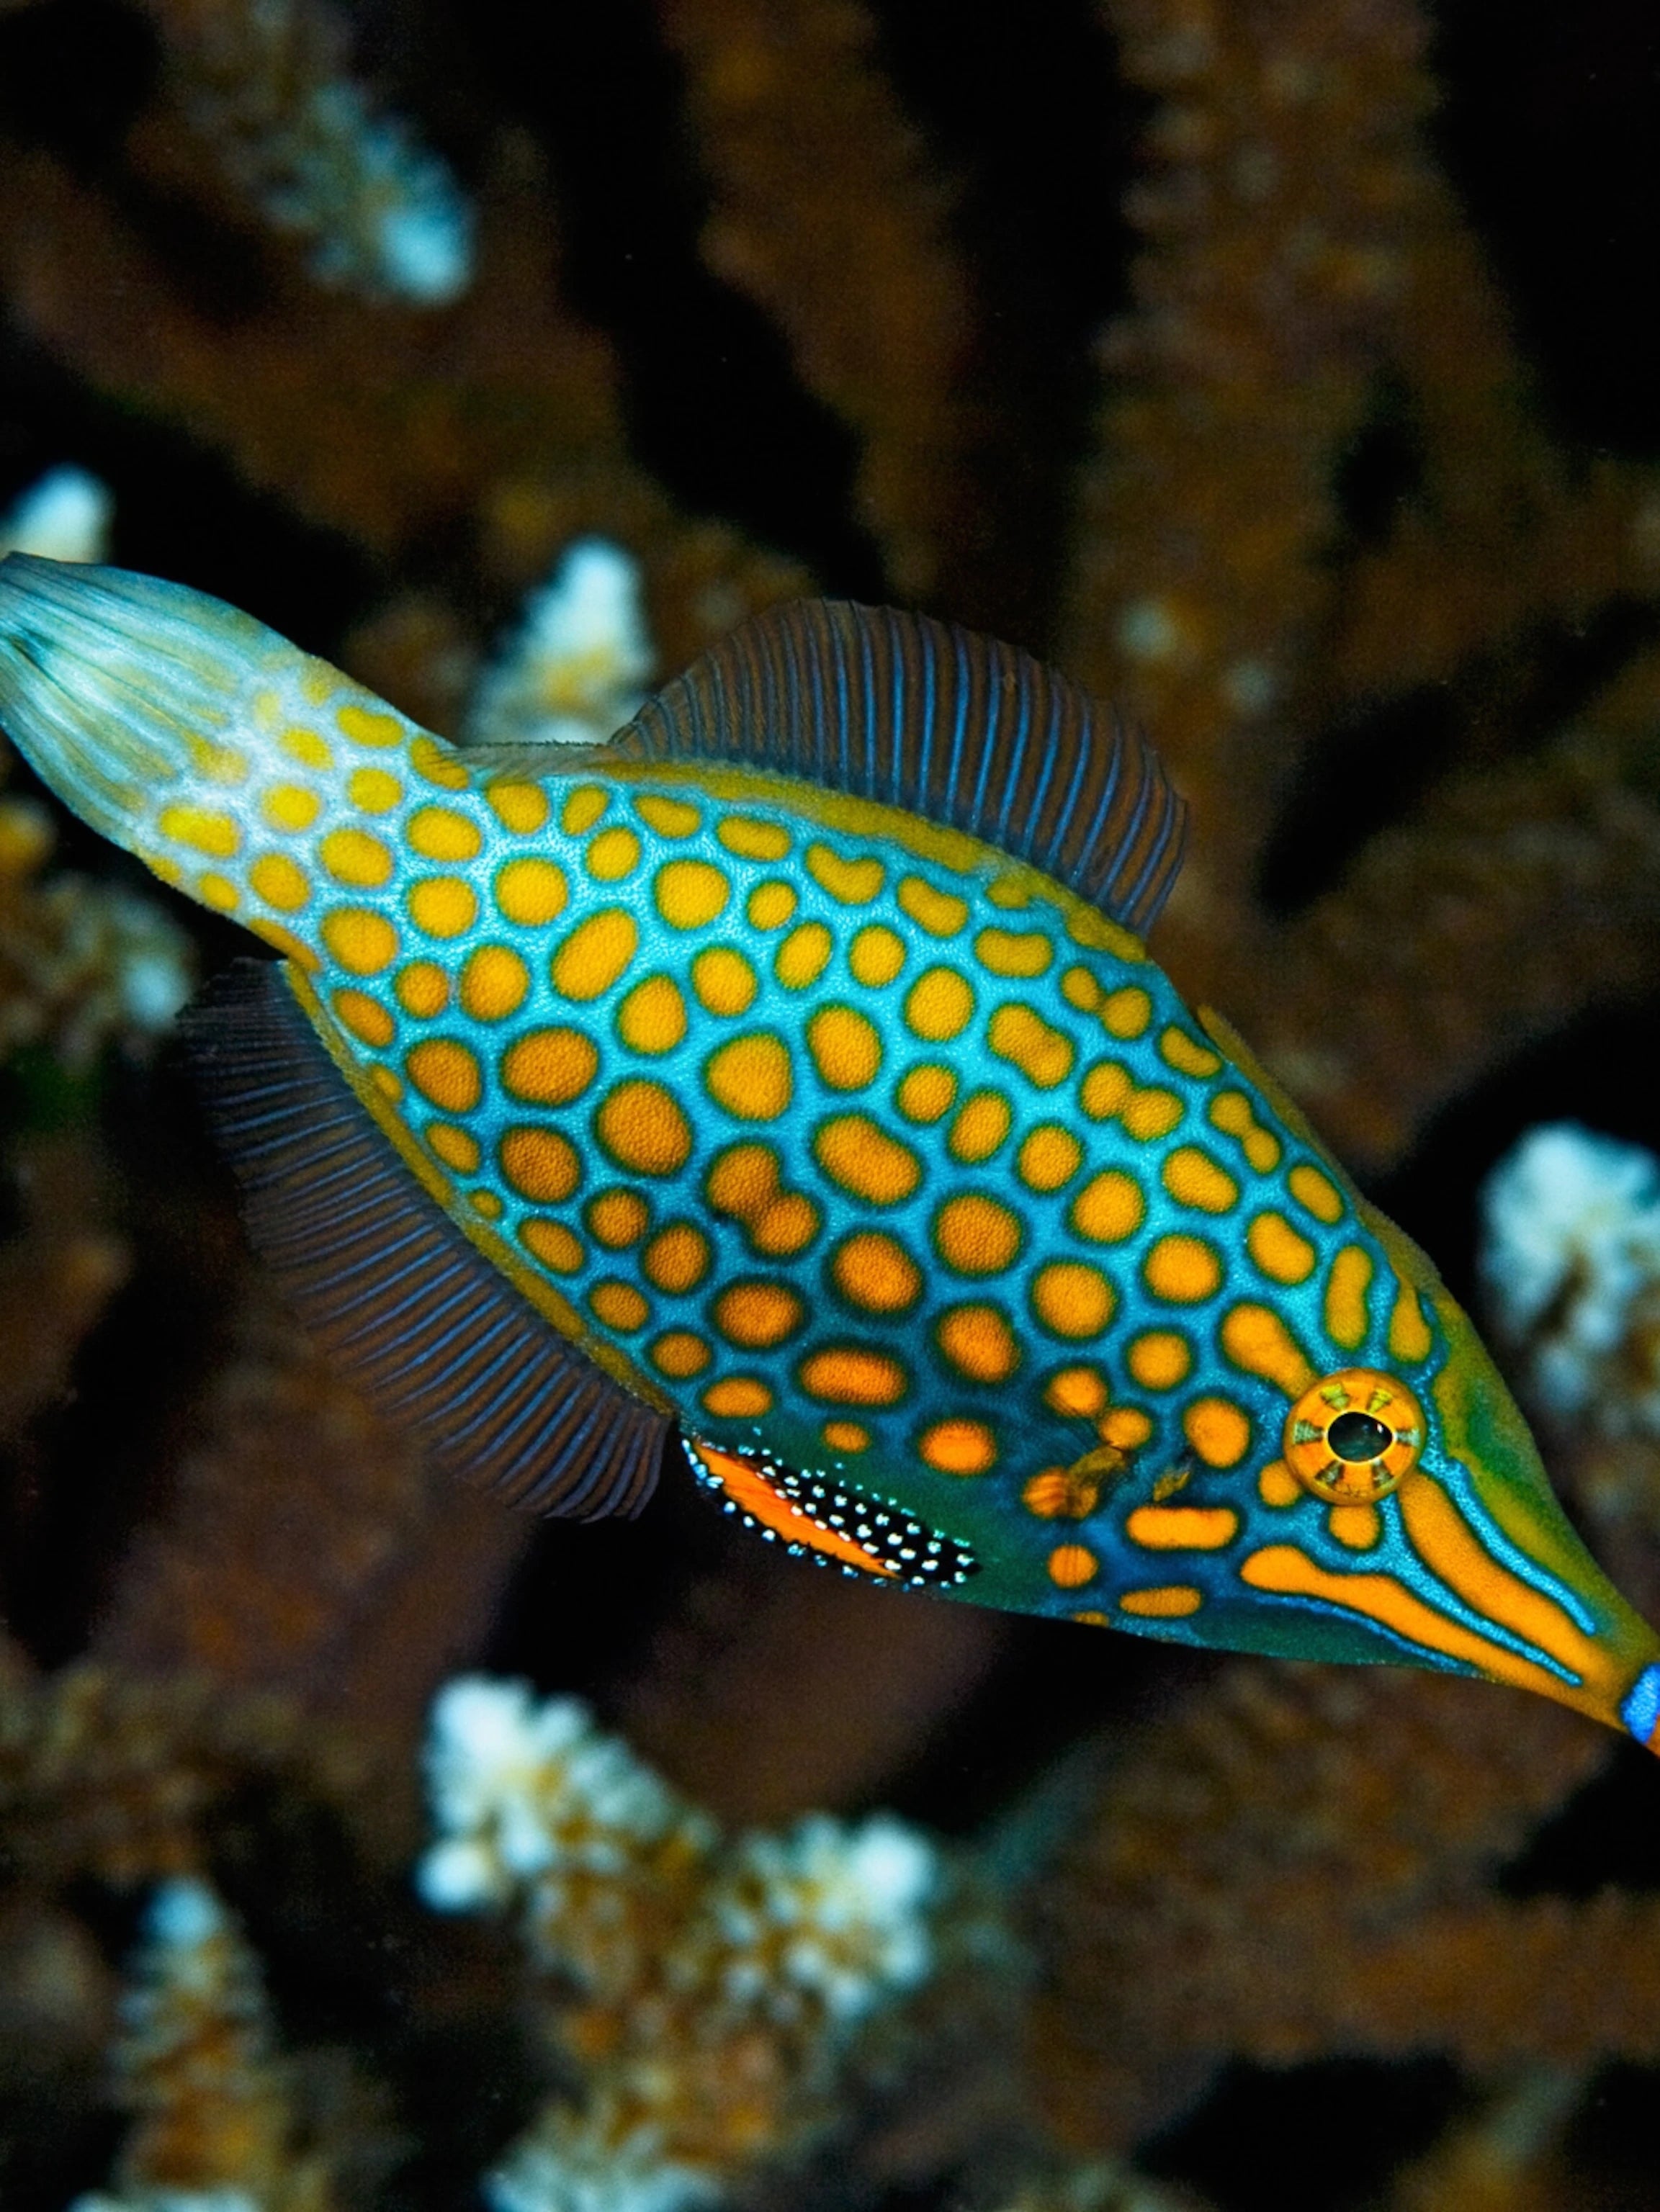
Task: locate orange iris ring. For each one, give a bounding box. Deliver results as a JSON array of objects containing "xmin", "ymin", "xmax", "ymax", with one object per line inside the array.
[{"xmin": 1283, "ymin": 1367, "xmax": 1426, "ymax": 1505}]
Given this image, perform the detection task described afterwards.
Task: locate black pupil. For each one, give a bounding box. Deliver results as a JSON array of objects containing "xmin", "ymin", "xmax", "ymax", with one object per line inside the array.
[{"xmin": 1328, "ymin": 1410, "xmax": 1393, "ymax": 1463}]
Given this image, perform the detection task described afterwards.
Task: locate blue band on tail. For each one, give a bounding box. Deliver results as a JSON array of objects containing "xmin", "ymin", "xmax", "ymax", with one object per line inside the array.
[{"xmin": 1620, "ymin": 1662, "xmax": 1660, "ymax": 1743}]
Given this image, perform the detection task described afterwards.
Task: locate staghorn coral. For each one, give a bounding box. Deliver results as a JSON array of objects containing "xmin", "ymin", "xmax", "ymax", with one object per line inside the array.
[
  {"xmin": 464, "ymin": 538, "xmax": 657, "ymax": 750},
  {"xmin": 660, "ymin": 0, "xmax": 974, "ymax": 605},
  {"xmin": 419, "ymin": 1676, "xmax": 946, "ymax": 2210},
  {"xmin": 135, "ymin": 0, "xmax": 472, "ymax": 304},
  {"xmin": 69, "ymin": 1876, "xmax": 334, "ymax": 2212}
]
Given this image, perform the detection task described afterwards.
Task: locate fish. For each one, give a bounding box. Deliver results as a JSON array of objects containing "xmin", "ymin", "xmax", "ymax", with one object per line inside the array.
[{"xmin": 4, "ymin": 550, "xmax": 1659, "ymax": 1751}]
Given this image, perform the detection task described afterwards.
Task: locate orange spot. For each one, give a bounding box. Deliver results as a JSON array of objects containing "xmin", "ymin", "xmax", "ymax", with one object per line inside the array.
[
  {"xmin": 485, "ymin": 780, "xmax": 549, "ymax": 835},
  {"xmin": 1324, "ymin": 1244, "xmax": 1374, "ymax": 1352},
  {"xmin": 719, "ymin": 814, "xmax": 791, "ymax": 860},
  {"xmin": 1289, "ymin": 1163, "xmax": 1344, "ymax": 1223},
  {"xmin": 806, "ymin": 842, "xmax": 884, "ymax": 903},
  {"xmin": 1183, "ymin": 1397, "xmax": 1252, "ymax": 1468},
  {"xmin": 499, "ymin": 1128, "xmax": 582, "ymax": 1203},
  {"xmin": 897, "ymin": 875, "xmax": 969, "ymax": 936},
  {"xmin": 634, "ymin": 793, "xmax": 702, "ymax": 837},
  {"xmin": 331, "ymin": 988, "xmax": 395, "ymax": 1047},
  {"xmin": 823, "ymin": 1421, "xmax": 870, "ymax": 1452},
  {"xmin": 1102, "ymin": 1405, "xmax": 1154, "ymax": 1449},
  {"xmin": 1100, "ymin": 986, "xmax": 1152, "ymax": 1038},
  {"xmin": 587, "ymin": 1189, "xmax": 650, "ymax": 1247},
  {"xmin": 501, "ymin": 1028, "xmax": 599, "ymax": 1107},
  {"xmin": 849, "ymin": 925, "xmax": 906, "ymax": 986},
  {"xmin": 519, "ymin": 1218, "xmax": 585, "ymax": 1274},
  {"xmin": 1122, "ymin": 1087, "xmax": 1184, "ymax": 1141},
  {"xmin": 561, "ymin": 786, "xmax": 609, "ymax": 834},
  {"xmin": 552, "ymin": 909, "xmax": 638, "ymax": 1000},
  {"xmin": 1159, "ymin": 1025, "xmax": 1222, "ymax": 1077},
  {"xmin": 1127, "ymin": 1331, "xmax": 1191, "ymax": 1390},
  {"xmin": 933, "ymin": 1193, "xmax": 1023, "ymax": 1275},
  {"xmin": 691, "ymin": 947, "xmax": 758, "ymax": 1017},
  {"xmin": 920, "ymin": 1419, "xmax": 997, "ymax": 1475},
  {"xmin": 641, "ymin": 1223, "xmax": 711, "ymax": 1295},
  {"xmin": 406, "ymin": 877, "xmax": 477, "ymax": 940},
  {"xmin": 988, "ymin": 1004, "xmax": 1074, "ymax": 1089},
  {"xmin": 320, "ymin": 827, "xmax": 393, "ymax": 887},
  {"xmin": 426, "ymin": 1123, "xmax": 479, "ymax": 1173},
  {"xmin": 591, "ymin": 1280, "xmax": 649, "ymax": 1331},
  {"xmin": 1048, "ymin": 1544, "xmax": 1099, "ymax": 1589},
  {"xmin": 348, "ymin": 767, "xmax": 402, "ymax": 813},
  {"xmin": 905, "ymin": 966, "xmax": 975, "ymax": 1042},
  {"xmin": 831, "ymin": 1232, "xmax": 922, "ymax": 1314},
  {"xmin": 249, "ymin": 853, "xmax": 309, "ymax": 910},
  {"xmin": 936, "ymin": 1304, "xmax": 1020, "ymax": 1384},
  {"xmin": 706, "ymin": 1033, "xmax": 794, "ymax": 1120},
  {"xmin": 975, "ymin": 927, "xmax": 1053, "ymax": 979},
  {"xmin": 1022, "ymin": 1466, "xmax": 1105, "ymax": 1519},
  {"xmin": 1031, "ymin": 1262, "xmax": 1114, "ymax": 1339},
  {"xmin": 407, "ymin": 805, "xmax": 482, "ymax": 863},
  {"xmin": 1080, "ymin": 1061, "xmax": 1133, "ymax": 1120},
  {"xmin": 1126, "ymin": 1505, "xmax": 1239, "ymax": 1550},
  {"xmin": 651, "ymin": 1331, "xmax": 712, "ymax": 1377},
  {"xmin": 323, "ymin": 907, "xmax": 398, "ymax": 975},
  {"xmin": 714, "ymin": 1281, "xmax": 804, "ymax": 1348},
  {"xmin": 808, "ymin": 1004, "xmax": 884, "ymax": 1090},
  {"xmin": 1208, "ymin": 1089, "xmax": 1282, "ymax": 1172},
  {"xmin": 1018, "ymin": 1124, "xmax": 1083, "ymax": 1192},
  {"xmin": 1221, "ymin": 1303, "xmax": 1315, "ymax": 1397},
  {"xmin": 948, "ymin": 1090, "xmax": 1013, "ymax": 1163},
  {"xmin": 1070, "ymin": 1169, "xmax": 1144, "ymax": 1243},
  {"xmin": 616, "ymin": 975, "xmax": 688, "ymax": 1055},
  {"xmin": 494, "ymin": 857, "xmax": 568, "ymax": 927},
  {"xmin": 405, "ymin": 1038, "xmax": 482, "ymax": 1113},
  {"xmin": 396, "ymin": 961, "xmax": 449, "ymax": 1019},
  {"xmin": 1258, "ymin": 1460, "xmax": 1301, "ymax": 1507},
  {"xmin": 748, "ymin": 880, "xmax": 798, "ymax": 930},
  {"xmin": 1247, "ymin": 1212, "xmax": 1316, "ymax": 1285},
  {"xmin": 160, "ymin": 803, "xmax": 241, "ymax": 857},
  {"xmin": 1045, "ymin": 1367, "xmax": 1108, "ymax": 1418},
  {"xmin": 1144, "ymin": 1234, "xmax": 1222, "ymax": 1303},
  {"xmin": 751, "ymin": 1193, "xmax": 820, "ymax": 1256},
  {"xmin": 1162, "ymin": 1146, "xmax": 1239, "ymax": 1214},
  {"xmin": 706, "ymin": 1143, "xmax": 780, "ymax": 1220},
  {"xmin": 596, "ymin": 1081, "xmax": 693, "ymax": 1176},
  {"xmin": 775, "ymin": 921, "xmax": 834, "ymax": 989},
  {"xmin": 897, "ymin": 1065, "xmax": 957, "ymax": 1123},
  {"xmin": 460, "ymin": 944, "xmax": 530, "ymax": 1022},
  {"xmin": 815, "ymin": 1116, "xmax": 922, "ymax": 1205},
  {"xmin": 655, "ymin": 858, "xmax": 730, "ymax": 930},
  {"xmin": 411, "ymin": 735, "xmax": 472, "ymax": 791},
  {"xmin": 586, "ymin": 826, "xmax": 641, "ymax": 881},
  {"xmin": 798, "ymin": 1346, "xmax": 910, "ymax": 1406},
  {"xmin": 1120, "ymin": 1585, "xmax": 1203, "ymax": 1618},
  {"xmin": 1389, "ymin": 1277, "xmax": 1434, "ymax": 1362},
  {"xmin": 336, "ymin": 702, "xmax": 404, "ymax": 750},
  {"xmin": 702, "ymin": 1377, "xmax": 773, "ymax": 1418}
]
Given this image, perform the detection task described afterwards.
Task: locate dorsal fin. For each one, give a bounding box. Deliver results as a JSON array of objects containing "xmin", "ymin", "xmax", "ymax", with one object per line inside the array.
[
  {"xmin": 181, "ymin": 961, "xmax": 670, "ymax": 1520},
  {"xmin": 605, "ymin": 598, "xmax": 1187, "ymax": 934}
]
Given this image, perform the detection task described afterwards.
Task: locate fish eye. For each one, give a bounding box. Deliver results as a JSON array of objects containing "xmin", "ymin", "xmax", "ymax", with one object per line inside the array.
[{"xmin": 1283, "ymin": 1368, "xmax": 1425, "ymax": 1504}]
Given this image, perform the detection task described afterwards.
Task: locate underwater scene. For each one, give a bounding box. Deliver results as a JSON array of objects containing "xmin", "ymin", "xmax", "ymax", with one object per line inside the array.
[{"xmin": 5, "ymin": 0, "xmax": 1660, "ymax": 2206}]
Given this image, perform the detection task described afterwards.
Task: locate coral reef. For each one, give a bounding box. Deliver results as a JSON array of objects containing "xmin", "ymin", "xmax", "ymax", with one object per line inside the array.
[{"xmin": 6, "ymin": 0, "xmax": 1660, "ymax": 2204}]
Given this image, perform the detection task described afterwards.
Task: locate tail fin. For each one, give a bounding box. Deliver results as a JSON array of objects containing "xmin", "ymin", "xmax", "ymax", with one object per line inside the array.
[{"xmin": 0, "ymin": 555, "xmax": 468, "ymax": 966}]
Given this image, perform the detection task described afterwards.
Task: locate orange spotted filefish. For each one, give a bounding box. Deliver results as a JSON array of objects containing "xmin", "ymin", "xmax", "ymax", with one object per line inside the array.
[{"xmin": 4, "ymin": 552, "xmax": 1660, "ymax": 1750}]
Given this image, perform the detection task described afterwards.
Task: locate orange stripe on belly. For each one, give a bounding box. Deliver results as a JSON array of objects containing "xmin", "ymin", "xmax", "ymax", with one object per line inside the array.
[{"xmin": 691, "ymin": 1440, "xmax": 899, "ymax": 1577}]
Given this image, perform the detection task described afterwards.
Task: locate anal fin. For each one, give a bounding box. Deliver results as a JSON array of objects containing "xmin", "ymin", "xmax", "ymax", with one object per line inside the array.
[{"xmin": 182, "ymin": 960, "xmax": 670, "ymax": 1519}]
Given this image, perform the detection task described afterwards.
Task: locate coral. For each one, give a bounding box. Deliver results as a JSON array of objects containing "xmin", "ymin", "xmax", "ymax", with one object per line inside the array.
[
  {"xmin": 68, "ymin": 1876, "xmax": 330, "ymax": 2212},
  {"xmin": 419, "ymin": 1676, "xmax": 944, "ymax": 2208},
  {"xmin": 0, "ymin": 791, "xmax": 194, "ymax": 1071},
  {"xmin": 464, "ymin": 539, "xmax": 656, "ymax": 749},
  {"xmin": 660, "ymin": 0, "xmax": 972, "ymax": 603},
  {"xmin": 0, "ymin": 465, "xmax": 112, "ymax": 564},
  {"xmin": 138, "ymin": 0, "xmax": 472, "ymax": 304}
]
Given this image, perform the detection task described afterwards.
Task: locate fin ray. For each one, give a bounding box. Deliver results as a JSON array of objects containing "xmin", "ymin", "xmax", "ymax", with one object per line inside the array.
[
  {"xmin": 182, "ymin": 961, "xmax": 670, "ymax": 1519},
  {"xmin": 608, "ymin": 598, "xmax": 1186, "ymax": 932}
]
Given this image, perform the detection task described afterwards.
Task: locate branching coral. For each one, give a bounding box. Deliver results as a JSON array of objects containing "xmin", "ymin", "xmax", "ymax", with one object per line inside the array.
[
  {"xmin": 70, "ymin": 1876, "xmax": 333, "ymax": 2212},
  {"xmin": 464, "ymin": 539, "xmax": 657, "ymax": 750},
  {"xmin": 419, "ymin": 1676, "xmax": 945, "ymax": 2210}
]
